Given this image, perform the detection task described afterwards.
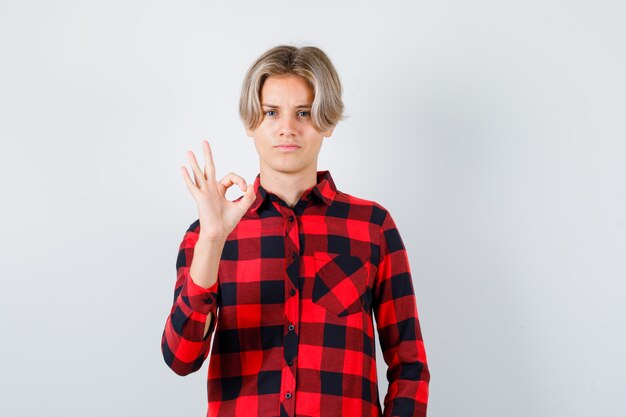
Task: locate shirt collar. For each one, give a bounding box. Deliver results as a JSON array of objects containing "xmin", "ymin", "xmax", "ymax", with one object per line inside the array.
[{"xmin": 249, "ymin": 170, "xmax": 337, "ymax": 213}]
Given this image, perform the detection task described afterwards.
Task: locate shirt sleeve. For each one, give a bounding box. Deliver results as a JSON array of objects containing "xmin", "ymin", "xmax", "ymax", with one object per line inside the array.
[
  {"xmin": 161, "ymin": 220, "xmax": 221, "ymax": 376},
  {"xmin": 373, "ymin": 209, "xmax": 430, "ymax": 416}
]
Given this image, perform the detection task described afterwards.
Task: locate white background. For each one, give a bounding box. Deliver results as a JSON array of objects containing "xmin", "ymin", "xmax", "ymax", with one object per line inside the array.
[{"xmin": 1, "ymin": 1, "xmax": 625, "ymax": 416}]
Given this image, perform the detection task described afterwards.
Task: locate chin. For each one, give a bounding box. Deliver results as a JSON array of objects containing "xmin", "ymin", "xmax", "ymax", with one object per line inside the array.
[{"xmin": 267, "ymin": 160, "xmax": 306, "ymax": 173}]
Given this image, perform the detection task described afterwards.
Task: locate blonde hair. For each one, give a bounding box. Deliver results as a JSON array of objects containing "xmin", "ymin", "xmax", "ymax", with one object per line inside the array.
[{"xmin": 239, "ymin": 44, "xmax": 347, "ymax": 133}]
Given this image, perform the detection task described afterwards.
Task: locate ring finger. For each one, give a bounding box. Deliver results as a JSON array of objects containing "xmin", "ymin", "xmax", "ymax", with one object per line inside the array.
[{"xmin": 187, "ymin": 151, "xmax": 206, "ymax": 188}]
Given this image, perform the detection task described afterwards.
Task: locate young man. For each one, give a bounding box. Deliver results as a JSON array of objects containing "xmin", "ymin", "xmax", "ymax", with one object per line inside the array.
[{"xmin": 161, "ymin": 45, "xmax": 430, "ymax": 417}]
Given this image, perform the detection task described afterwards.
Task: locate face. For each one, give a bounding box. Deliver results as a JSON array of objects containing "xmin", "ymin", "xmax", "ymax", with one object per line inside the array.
[{"xmin": 245, "ymin": 74, "xmax": 334, "ymax": 176}]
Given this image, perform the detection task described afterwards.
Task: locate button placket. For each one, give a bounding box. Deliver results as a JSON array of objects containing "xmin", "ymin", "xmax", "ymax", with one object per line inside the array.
[{"xmin": 278, "ymin": 205, "xmax": 299, "ymax": 416}]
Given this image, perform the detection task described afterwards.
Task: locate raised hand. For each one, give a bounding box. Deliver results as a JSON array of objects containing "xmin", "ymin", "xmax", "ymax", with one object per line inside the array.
[{"xmin": 180, "ymin": 140, "xmax": 256, "ymax": 241}]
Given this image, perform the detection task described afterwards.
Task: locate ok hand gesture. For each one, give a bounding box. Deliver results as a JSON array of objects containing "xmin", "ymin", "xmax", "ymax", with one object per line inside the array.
[{"xmin": 180, "ymin": 140, "xmax": 256, "ymax": 241}]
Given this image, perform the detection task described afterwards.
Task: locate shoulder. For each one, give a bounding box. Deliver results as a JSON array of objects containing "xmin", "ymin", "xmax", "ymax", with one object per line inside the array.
[
  {"xmin": 332, "ymin": 189, "xmax": 392, "ymax": 229},
  {"xmin": 185, "ymin": 219, "xmax": 201, "ymax": 234}
]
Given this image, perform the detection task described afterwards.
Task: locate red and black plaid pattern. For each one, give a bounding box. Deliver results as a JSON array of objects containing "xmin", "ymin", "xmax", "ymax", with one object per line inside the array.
[{"xmin": 161, "ymin": 170, "xmax": 430, "ymax": 416}]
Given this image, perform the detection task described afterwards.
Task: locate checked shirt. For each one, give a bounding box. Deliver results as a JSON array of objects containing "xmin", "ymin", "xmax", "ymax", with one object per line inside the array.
[{"xmin": 161, "ymin": 170, "xmax": 430, "ymax": 416}]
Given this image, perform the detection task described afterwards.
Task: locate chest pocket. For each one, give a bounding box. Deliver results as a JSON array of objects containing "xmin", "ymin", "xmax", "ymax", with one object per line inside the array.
[{"xmin": 312, "ymin": 251, "xmax": 370, "ymax": 317}]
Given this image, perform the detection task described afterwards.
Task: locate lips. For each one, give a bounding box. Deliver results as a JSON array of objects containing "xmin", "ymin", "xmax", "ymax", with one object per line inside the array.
[{"xmin": 275, "ymin": 143, "xmax": 301, "ymax": 152}]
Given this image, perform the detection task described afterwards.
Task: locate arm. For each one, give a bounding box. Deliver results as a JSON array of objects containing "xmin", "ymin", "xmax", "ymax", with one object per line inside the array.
[
  {"xmin": 373, "ymin": 209, "xmax": 430, "ymax": 416},
  {"xmin": 161, "ymin": 220, "xmax": 222, "ymax": 376}
]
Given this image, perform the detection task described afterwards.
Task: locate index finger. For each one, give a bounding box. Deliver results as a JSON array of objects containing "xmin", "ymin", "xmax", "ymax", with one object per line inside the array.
[{"xmin": 202, "ymin": 140, "xmax": 216, "ymax": 181}]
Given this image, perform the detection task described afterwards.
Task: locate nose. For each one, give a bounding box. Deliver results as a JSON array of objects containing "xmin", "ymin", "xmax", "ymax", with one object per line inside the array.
[{"xmin": 279, "ymin": 114, "xmax": 297, "ymax": 137}]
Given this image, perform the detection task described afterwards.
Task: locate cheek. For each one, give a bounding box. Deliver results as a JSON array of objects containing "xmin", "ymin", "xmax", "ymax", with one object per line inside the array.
[
  {"xmin": 254, "ymin": 133, "xmax": 274, "ymax": 153},
  {"xmin": 260, "ymin": 119, "xmax": 276, "ymax": 130}
]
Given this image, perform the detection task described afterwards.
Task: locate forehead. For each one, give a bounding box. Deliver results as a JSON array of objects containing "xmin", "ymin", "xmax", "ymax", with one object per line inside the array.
[{"xmin": 260, "ymin": 75, "xmax": 313, "ymax": 105}]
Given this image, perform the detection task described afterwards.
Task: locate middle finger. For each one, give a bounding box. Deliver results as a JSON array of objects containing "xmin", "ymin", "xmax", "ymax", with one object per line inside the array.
[{"xmin": 203, "ymin": 140, "xmax": 216, "ymax": 181}]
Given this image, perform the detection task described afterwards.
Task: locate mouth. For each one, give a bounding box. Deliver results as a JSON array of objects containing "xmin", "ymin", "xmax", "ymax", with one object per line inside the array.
[{"xmin": 275, "ymin": 144, "xmax": 301, "ymax": 152}]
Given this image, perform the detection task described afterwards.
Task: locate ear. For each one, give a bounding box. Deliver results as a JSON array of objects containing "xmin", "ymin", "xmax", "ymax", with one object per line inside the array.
[
  {"xmin": 322, "ymin": 126, "xmax": 335, "ymax": 138},
  {"xmin": 245, "ymin": 126, "xmax": 254, "ymax": 137}
]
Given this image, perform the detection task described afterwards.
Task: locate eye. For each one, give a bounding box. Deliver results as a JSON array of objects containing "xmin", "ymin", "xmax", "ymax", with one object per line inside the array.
[
  {"xmin": 298, "ymin": 111, "xmax": 310, "ymax": 117},
  {"xmin": 264, "ymin": 110, "xmax": 277, "ymax": 116}
]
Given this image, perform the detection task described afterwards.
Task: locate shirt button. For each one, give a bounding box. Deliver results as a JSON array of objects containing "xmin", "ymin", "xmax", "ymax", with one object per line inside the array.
[
  {"xmin": 290, "ymin": 288, "xmax": 296, "ymax": 296},
  {"xmin": 291, "ymin": 251, "xmax": 297, "ymax": 259},
  {"xmin": 204, "ymin": 297, "xmax": 213, "ymax": 304},
  {"xmin": 289, "ymin": 215, "xmax": 294, "ymax": 222},
  {"xmin": 285, "ymin": 392, "xmax": 292, "ymax": 399},
  {"xmin": 288, "ymin": 324, "xmax": 295, "ymax": 331},
  {"xmin": 288, "ymin": 359, "xmax": 293, "ymax": 366}
]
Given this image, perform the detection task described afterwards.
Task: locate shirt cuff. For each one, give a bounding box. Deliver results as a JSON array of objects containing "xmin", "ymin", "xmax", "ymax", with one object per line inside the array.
[{"xmin": 184, "ymin": 272, "xmax": 220, "ymax": 314}]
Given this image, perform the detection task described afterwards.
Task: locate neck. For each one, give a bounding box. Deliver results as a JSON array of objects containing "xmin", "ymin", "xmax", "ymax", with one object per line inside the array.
[{"xmin": 259, "ymin": 163, "xmax": 318, "ymax": 208}]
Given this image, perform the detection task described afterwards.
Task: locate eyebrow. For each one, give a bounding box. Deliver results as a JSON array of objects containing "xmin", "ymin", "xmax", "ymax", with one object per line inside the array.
[{"xmin": 261, "ymin": 103, "xmax": 312, "ymax": 108}]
